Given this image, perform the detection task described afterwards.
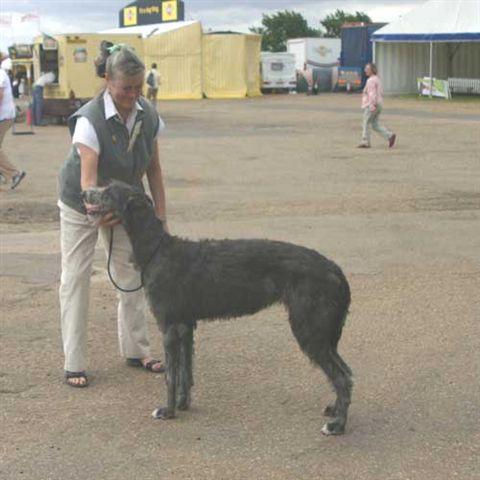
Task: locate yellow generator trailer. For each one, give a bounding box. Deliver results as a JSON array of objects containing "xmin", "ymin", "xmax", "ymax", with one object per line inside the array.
[{"xmin": 32, "ymin": 33, "xmax": 144, "ymax": 121}]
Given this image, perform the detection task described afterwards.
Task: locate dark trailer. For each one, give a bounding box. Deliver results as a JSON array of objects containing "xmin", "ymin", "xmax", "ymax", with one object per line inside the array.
[{"xmin": 339, "ymin": 22, "xmax": 386, "ymax": 90}]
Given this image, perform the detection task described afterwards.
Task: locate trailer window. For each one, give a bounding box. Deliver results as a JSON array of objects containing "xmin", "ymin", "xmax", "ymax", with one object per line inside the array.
[
  {"xmin": 271, "ymin": 62, "xmax": 284, "ymax": 72},
  {"xmin": 39, "ymin": 46, "xmax": 59, "ymax": 83}
]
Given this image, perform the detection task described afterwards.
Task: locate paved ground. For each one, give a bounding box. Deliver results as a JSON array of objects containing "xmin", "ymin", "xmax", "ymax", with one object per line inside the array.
[{"xmin": 1, "ymin": 93, "xmax": 479, "ymax": 480}]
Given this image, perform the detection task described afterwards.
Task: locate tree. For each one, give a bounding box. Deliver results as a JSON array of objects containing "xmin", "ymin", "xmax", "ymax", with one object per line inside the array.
[
  {"xmin": 320, "ymin": 9, "xmax": 372, "ymax": 38},
  {"xmin": 250, "ymin": 11, "xmax": 320, "ymax": 52}
]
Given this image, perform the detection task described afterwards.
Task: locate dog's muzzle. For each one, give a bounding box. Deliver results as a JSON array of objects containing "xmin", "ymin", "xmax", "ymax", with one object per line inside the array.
[
  {"xmin": 81, "ymin": 187, "xmax": 104, "ymax": 204},
  {"xmin": 81, "ymin": 188, "xmax": 105, "ymax": 215}
]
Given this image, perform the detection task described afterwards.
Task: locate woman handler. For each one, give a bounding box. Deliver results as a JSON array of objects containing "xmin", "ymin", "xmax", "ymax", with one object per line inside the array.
[{"xmin": 58, "ymin": 42, "xmax": 167, "ymax": 387}]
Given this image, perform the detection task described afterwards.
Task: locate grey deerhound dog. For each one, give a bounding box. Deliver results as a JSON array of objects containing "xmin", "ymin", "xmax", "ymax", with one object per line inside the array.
[{"xmin": 84, "ymin": 182, "xmax": 353, "ymax": 435}]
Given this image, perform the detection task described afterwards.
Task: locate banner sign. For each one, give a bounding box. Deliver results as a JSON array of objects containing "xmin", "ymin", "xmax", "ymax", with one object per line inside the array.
[
  {"xmin": 162, "ymin": 1, "xmax": 178, "ymax": 22},
  {"xmin": 73, "ymin": 48, "xmax": 88, "ymax": 63},
  {"xmin": 417, "ymin": 77, "xmax": 451, "ymax": 99},
  {"xmin": 123, "ymin": 6, "xmax": 139, "ymax": 26},
  {"xmin": 119, "ymin": 0, "xmax": 184, "ymax": 27}
]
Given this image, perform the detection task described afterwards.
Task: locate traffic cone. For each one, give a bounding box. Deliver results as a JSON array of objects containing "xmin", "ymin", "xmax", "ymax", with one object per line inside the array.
[
  {"xmin": 26, "ymin": 102, "xmax": 33, "ymax": 126},
  {"xmin": 12, "ymin": 102, "xmax": 35, "ymax": 135}
]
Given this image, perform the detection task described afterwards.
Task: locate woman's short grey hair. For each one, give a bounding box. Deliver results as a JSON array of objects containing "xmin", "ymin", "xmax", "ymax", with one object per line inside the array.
[{"xmin": 95, "ymin": 41, "xmax": 145, "ymax": 79}]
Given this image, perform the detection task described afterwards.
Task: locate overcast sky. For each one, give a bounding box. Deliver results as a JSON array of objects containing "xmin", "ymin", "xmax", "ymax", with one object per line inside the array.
[{"xmin": 1, "ymin": 0, "xmax": 427, "ymax": 52}]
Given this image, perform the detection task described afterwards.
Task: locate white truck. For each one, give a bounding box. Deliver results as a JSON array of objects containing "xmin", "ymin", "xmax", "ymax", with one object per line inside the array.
[
  {"xmin": 260, "ymin": 52, "xmax": 297, "ymax": 92},
  {"xmin": 287, "ymin": 38, "xmax": 341, "ymax": 70},
  {"xmin": 287, "ymin": 38, "xmax": 341, "ymax": 92}
]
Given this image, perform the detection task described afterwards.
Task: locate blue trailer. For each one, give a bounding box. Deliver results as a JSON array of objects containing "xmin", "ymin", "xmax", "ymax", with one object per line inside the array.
[{"xmin": 338, "ymin": 23, "xmax": 386, "ymax": 90}]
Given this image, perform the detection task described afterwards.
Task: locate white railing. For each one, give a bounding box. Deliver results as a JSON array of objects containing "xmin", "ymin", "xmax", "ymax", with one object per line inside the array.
[{"xmin": 448, "ymin": 78, "xmax": 480, "ymax": 95}]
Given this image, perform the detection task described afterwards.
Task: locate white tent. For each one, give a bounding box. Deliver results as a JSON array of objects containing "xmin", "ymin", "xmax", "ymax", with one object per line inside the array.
[
  {"xmin": 101, "ymin": 20, "xmax": 199, "ymax": 37},
  {"xmin": 371, "ymin": 0, "xmax": 480, "ymax": 94}
]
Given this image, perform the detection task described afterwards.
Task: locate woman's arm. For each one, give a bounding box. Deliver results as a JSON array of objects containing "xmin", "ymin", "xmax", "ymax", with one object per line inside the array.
[
  {"xmin": 146, "ymin": 138, "xmax": 168, "ymax": 230},
  {"xmin": 370, "ymin": 77, "xmax": 379, "ymax": 111},
  {"xmin": 78, "ymin": 143, "xmax": 119, "ymax": 227},
  {"xmin": 78, "ymin": 143, "xmax": 99, "ymax": 191}
]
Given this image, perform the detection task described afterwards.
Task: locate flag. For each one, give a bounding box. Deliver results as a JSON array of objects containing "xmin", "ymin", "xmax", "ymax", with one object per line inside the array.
[
  {"xmin": 0, "ymin": 14, "xmax": 12, "ymax": 26},
  {"xmin": 162, "ymin": 1, "xmax": 178, "ymax": 22},
  {"xmin": 123, "ymin": 6, "xmax": 137, "ymax": 26},
  {"xmin": 21, "ymin": 13, "xmax": 39, "ymax": 23}
]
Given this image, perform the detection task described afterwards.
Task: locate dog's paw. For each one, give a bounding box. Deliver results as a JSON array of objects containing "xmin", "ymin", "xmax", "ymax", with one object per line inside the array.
[
  {"xmin": 321, "ymin": 420, "xmax": 345, "ymax": 436},
  {"xmin": 151, "ymin": 407, "xmax": 175, "ymax": 420}
]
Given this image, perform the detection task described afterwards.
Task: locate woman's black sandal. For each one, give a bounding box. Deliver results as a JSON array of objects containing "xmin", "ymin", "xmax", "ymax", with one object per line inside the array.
[
  {"xmin": 126, "ymin": 358, "xmax": 165, "ymax": 373},
  {"xmin": 64, "ymin": 371, "xmax": 89, "ymax": 388}
]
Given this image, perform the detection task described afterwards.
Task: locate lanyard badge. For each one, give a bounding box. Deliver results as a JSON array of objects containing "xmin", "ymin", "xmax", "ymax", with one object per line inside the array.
[{"xmin": 127, "ymin": 120, "xmax": 143, "ymax": 153}]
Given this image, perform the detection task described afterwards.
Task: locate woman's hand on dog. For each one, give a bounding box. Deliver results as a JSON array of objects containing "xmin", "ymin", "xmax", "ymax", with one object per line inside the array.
[
  {"xmin": 85, "ymin": 203, "xmax": 121, "ymax": 227},
  {"xmin": 98, "ymin": 211, "xmax": 121, "ymax": 227}
]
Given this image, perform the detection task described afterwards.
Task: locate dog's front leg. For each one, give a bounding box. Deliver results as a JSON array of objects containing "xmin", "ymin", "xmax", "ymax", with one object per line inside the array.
[
  {"xmin": 152, "ymin": 324, "xmax": 179, "ymax": 420},
  {"xmin": 177, "ymin": 323, "xmax": 194, "ymax": 411}
]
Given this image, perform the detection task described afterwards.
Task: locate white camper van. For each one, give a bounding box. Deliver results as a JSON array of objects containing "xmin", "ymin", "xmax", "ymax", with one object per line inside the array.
[
  {"xmin": 286, "ymin": 38, "xmax": 341, "ymax": 71},
  {"xmin": 260, "ymin": 52, "xmax": 296, "ymax": 92},
  {"xmin": 287, "ymin": 38, "xmax": 341, "ymax": 92}
]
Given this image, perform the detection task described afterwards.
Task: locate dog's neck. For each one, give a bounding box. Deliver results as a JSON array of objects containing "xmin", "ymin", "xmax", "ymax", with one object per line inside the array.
[{"xmin": 122, "ymin": 204, "xmax": 170, "ymax": 269}]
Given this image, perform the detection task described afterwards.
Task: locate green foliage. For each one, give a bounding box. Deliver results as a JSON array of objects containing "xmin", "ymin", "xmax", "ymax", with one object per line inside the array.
[
  {"xmin": 249, "ymin": 10, "xmax": 320, "ymax": 52},
  {"xmin": 320, "ymin": 9, "xmax": 372, "ymax": 38}
]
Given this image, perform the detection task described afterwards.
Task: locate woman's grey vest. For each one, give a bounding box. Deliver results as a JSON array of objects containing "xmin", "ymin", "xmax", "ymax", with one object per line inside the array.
[{"xmin": 58, "ymin": 94, "xmax": 159, "ymax": 213}]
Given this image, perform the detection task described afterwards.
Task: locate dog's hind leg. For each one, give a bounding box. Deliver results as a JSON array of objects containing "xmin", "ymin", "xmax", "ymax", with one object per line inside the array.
[
  {"xmin": 322, "ymin": 350, "xmax": 353, "ymax": 420},
  {"xmin": 176, "ymin": 324, "xmax": 194, "ymax": 411},
  {"xmin": 316, "ymin": 348, "xmax": 352, "ymax": 435},
  {"xmin": 152, "ymin": 324, "xmax": 180, "ymax": 420},
  {"xmin": 288, "ymin": 296, "xmax": 352, "ymax": 435}
]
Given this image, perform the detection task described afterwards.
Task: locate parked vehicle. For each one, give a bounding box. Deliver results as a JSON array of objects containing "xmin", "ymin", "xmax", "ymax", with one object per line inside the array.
[
  {"xmin": 339, "ymin": 23, "xmax": 386, "ymax": 90},
  {"xmin": 260, "ymin": 52, "xmax": 296, "ymax": 92},
  {"xmin": 287, "ymin": 38, "xmax": 341, "ymax": 71},
  {"xmin": 287, "ymin": 38, "xmax": 341, "ymax": 92}
]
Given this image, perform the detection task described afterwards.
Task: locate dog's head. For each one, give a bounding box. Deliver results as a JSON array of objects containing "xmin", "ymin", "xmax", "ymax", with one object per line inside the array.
[{"xmin": 82, "ymin": 181, "xmax": 154, "ymax": 220}]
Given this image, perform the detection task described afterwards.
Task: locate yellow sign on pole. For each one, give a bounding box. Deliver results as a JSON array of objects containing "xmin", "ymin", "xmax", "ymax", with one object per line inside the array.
[
  {"xmin": 162, "ymin": 1, "xmax": 178, "ymax": 22},
  {"xmin": 124, "ymin": 6, "xmax": 138, "ymax": 26}
]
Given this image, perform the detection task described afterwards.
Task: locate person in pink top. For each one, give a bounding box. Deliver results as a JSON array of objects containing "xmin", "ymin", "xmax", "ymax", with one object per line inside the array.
[{"xmin": 358, "ymin": 63, "xmax": 396, "ymax": 148}]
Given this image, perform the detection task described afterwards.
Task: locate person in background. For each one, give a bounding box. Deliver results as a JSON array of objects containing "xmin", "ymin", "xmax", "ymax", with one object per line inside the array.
[
  {"xmin": 7, "ymin": 70, "xmax": 14, "ymax": 88},
  {"xmin": 12, "ymin": 72, "xmax": 24, "ymax": 99},
  {"xmin": 57, "ymin": 42, "xmax": 167, "ymax": 387},
  {"xmin": 300, "ymin": 63, "xmax": 314, "ymax": 95},
  {"xmin": 32, "ymin": 71, "xmax": 55, "ymax": 126},
  {"xmin": 18, "ymin": 77, "xmax": 26, "ymax": 97},
  {"xmin": 145, "ymin": 62, "xmax": 160, "ymax": 105},
  {"xmin": 358, "ymin": 63, "xmax": 396, "ymax": 149},
  {"xmin": 0, "ymin": 58, "xmax": 26, "ymax": 189}
]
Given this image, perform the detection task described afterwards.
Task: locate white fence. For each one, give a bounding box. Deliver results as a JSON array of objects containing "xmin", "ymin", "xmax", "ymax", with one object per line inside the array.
[{"xmin": 448, "ymin": 77, "xmax": 480, "ymax": 95}]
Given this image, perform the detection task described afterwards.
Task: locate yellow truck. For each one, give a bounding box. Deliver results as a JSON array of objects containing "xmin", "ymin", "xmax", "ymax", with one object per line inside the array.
[{"xmin": 32, "ymin": 33, "xmax": 144, "ymax": 120}]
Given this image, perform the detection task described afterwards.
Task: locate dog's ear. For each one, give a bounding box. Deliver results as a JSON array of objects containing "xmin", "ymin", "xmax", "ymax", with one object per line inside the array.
[
  {"xmin": 125, "ymin": 192, "xmax": 154, "ymax": 213},
  {"xmin": 125, "ymin": 194, "xmax": 141, "ymax": 210}
]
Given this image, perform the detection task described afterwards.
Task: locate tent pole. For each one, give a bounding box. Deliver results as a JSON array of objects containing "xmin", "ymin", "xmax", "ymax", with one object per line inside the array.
[
  {"xmin": 429, "ymin": 41, "xmax": 433, "ymax": 98},
  {"xmin": 372, "ymin": 40, "xmax": 376, "ymax": 64}
]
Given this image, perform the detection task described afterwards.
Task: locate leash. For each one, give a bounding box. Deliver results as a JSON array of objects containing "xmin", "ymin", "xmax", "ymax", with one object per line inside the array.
[{"xmin": 106, "ymin": 227, "xmax": 162, "ymax": 293}]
